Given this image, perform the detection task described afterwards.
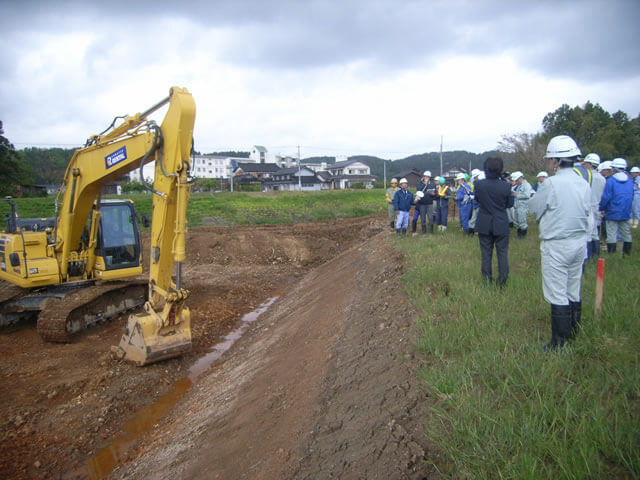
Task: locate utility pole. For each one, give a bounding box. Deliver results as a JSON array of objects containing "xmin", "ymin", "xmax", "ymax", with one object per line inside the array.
[
  {"xmin": 297, "ymin": 145, "xmax": 301, "ymax": 191},
  {"xmin": 383, "ymin": 160, "xmax": 387, "ymax": 188},
  {"xmin": 440, "ymin": 135, "xmax": 443, "ymax": 177}
]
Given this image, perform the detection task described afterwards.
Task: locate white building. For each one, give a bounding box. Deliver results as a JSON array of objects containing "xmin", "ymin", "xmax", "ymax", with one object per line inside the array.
[{"xmin": 129, "ymin": 154, "xmax": 254, "ymax": 182}]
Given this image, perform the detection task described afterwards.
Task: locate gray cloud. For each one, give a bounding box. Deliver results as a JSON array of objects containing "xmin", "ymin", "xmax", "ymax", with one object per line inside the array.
[{"xmin": 3, "ymin": 0, "xmax": 639, "ymax": 81}]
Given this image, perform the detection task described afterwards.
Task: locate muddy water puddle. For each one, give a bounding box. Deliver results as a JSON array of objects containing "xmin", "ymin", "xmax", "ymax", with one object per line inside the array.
[{"xmin": 82, "ymin": 296, "xmax": 279, "ymax": 479}]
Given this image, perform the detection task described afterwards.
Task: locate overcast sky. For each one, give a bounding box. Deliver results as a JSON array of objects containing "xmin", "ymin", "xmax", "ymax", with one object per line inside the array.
[{"xmin": 2, "ymin": 0, "xmax": 639, "ymax": 159}]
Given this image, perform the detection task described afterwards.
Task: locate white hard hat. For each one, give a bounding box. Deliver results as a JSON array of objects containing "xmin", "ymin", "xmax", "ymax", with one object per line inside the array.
[
  {"xmin": 611, "ymin": 158, "xmax": 627, "ymax": 170},
  {"xmin": 423, "ymin": 170, "xmax": 431, "ymax": 177},
  {"xmin": 597, "ymin": 161, "xmax": 612, "ymax": 172},
  {"xmin": 455, "ymin": 173, "xmax": 466, "ymax": 181},
  {"xmin": 544, "ymin": 135, "xmax": 581, "ymax": 158},
  {"xmin": 391, "ymin": 178, "xmax": 398, "ymax": 183},
  {"xmin": 584, "ymin": 153, "xmax": 601, "ymax": 165},
  {"xmin": 630, "ymin": 166, "xmax": 640, "ymax": 173},
  {"xmin": 536, "ymin": 171, "xmax": 549, "ymax": 178},
  {"xmin": 399, "ymin": 177, "xmax": 408, "ymax": 184},
  {"xmin": 511, "ymin": 171, "xmax": 524, "ymax": 181},
  {"xmin": 415, "ymin": 191, "xmax": 424, "ymax": 198},
  {"xmin": 477, "ymin": 171, "xmax": 486, "ymax": 180},
  {"xmin": 471, "ymin": 168, "xmax": 481, "ymax": 177}
]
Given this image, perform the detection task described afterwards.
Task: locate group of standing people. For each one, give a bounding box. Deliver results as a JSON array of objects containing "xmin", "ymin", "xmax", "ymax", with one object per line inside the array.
[
  {"xmin": 386, "ymin": 134, "xmax": 637, "ymax": 351},
  {"xmin": 385, "ymin": 172, "xmax": 454, "ymax": 236}
]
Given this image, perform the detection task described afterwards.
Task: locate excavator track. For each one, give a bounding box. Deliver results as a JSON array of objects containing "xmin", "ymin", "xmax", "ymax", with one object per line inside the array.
[{"xmin": 37, "ymin": 280, "xmax": 147, "ymax": 343}]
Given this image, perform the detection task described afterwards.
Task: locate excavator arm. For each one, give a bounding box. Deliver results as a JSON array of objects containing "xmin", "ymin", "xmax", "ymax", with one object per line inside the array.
[{"xmin": 54, "ymin": 86, "xmax": 196, "ymax": 365}]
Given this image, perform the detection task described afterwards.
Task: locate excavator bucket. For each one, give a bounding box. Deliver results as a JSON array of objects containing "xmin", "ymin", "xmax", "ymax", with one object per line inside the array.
[{"xmin": 116, "ymin": 303, "xmax": 192, "ymax": 366}]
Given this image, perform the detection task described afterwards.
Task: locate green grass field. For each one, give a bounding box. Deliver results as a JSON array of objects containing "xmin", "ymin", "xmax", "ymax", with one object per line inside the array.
[
  {"xmin": 396, "ymin": 220, "xmax": 640, "ymax": 479},
  {"xmin": 0, "ymin": 189, "xmax": 385, "ymax": 228}
]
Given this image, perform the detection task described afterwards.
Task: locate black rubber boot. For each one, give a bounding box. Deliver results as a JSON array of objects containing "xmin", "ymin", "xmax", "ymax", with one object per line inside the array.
[
  {"xmin": 390, "ymin": 221, "xmax": 395, "ymax": 232},
  {"xmin": 544, "ymin": 304, "xmax": 571, "ymax": 351},
  {"xmin": 591, "ymin": 239, "xmax": 601, "ymax": 256},
  {"xmin": 569, "ymin": 300, "xmax": 582, "ymax": 339},
  {"xmin": 586, "ymin": 240, "xmax": 592, "ymax": 260},
  {"xmin": 411, "ymin": 220, "xmax": 417, "ymax": 234},
  {"xmin": 521, "ymin": 228, "xmax": 527, "ymax": 238},
  {"xmin": 421, "ymin": 223, "xmax": 427, "ymax": 235},
  {"xmin": 468, "ymin": 228, "xmax": 474, "ymax": 235},
  {"xmin": 607, "ymin": 243, "xmax": 616, "ymax": 254},
  {"xmin": 516, "ymin": 228, "xmax": 522, "ymax": 237},
  {"xmin": 429, "ymin": 222, "xmax": 434, "ymax": 234},
  {"xmin": 623, "ymin": 242, "xmax": 632, "ymax": 256},
  {"xmin": 401, "ymin": 228, "xmax": 407, "ymax": 236},
  {"xmin": 396, "ymin": 228, "xmax": 402, "ymax": 237}
]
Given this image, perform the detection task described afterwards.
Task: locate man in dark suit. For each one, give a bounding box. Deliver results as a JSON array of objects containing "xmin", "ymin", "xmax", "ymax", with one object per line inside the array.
[{"xmin": 474, "ymin": 156, "xmax": 514, "ymax": 286}]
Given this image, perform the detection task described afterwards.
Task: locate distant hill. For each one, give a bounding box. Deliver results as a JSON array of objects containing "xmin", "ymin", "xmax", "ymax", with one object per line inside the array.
[{"xmin": 341, "ymin": 151, "xmax": 513, "ymax": 181}]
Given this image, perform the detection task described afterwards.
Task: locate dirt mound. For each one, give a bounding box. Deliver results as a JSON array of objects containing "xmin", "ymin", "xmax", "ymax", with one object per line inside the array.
[{"xmin": 112, "ymin": 224, "xmax": 438, "ymax": 479}]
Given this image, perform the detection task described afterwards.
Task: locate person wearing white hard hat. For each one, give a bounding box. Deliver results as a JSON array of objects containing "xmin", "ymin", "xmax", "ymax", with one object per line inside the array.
[
  {"xmin": 534, "ymin": 171, "xmax": 548, "ymax": 192},
  {"xmin": 582, "ymin": 153, "xmax": 606, "ymax": 256},
  {"xmin": 630, "ymin": 166, "xmax": 640, "ymax": 228},
  {"xmin": 455, "ymin": 173, "xmax": 473, "ymax": 233},
  {"xmin": 385, "ymin": 178, "xmax": 400, "ymax": 232},
  {"xmin": 599, "ymin": 158, "xmax": 633, "ymax": 254},
  {"xmin": 413, "ymin": 170, "xmax": 437, "ymax": 235},
  {"xmin": 467, "ymin": 169, "xmax": 483, "ymax": 234},
  {"xmin": 510, "ymin": 171, "xmax": 533, "ymax": 238},
  {"xmin": 393, "ymin": 178, "xmax": 414, "ymax": 236},
  {"xmin": 597, "ymin": 160, "xmax": 613, "ymax": 177},
  {"xmin": 529, "ymin": 135, "xmax": 591, "ymax": 350}
]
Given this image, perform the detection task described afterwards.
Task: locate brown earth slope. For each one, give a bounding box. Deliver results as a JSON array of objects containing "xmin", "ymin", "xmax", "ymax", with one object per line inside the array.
[{"xmin": 0, "ymin": 215, "xmax": 440, "ymax": 479}]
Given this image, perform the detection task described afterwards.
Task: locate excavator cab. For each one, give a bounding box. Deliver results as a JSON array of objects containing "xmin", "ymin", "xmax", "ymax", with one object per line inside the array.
[
  {"xmin": 97, "ymin": 201, "xmax": 141, "ymax": 271},
  {"xmin": 91, "ymin": 200, "xmax": 143, "ymax": 281}
]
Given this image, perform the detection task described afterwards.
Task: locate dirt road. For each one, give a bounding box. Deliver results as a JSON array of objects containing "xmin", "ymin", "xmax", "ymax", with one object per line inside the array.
[{"xmin": 0, "ymin": 215, "xmax": 439, "ymax": 479}]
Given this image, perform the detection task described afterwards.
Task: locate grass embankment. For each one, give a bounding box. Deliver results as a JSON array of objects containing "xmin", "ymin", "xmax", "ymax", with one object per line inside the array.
[
  {"xmin": 395, "ymin": 221, "xmax": 639, "ymax": 478},
  {"xmin": 0, "ymin": 189, "xmax": 386, "ymax": 229}
]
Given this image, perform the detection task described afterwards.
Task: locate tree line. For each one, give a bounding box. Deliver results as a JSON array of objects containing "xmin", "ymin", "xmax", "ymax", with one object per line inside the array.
[{"xmin": 499, "ymin": 101, "xmax": 640, "ymax": 175}]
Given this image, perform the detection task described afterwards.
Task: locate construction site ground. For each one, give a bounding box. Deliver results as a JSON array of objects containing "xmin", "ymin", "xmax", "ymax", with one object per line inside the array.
[{"xmin": 0, "ymin": 215, "xmax": 441, "ymax": 479}]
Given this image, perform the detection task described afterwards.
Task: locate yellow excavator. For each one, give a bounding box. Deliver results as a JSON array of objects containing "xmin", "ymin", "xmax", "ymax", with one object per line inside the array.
[{"xmin": 0, "ymin": 86, "xmax": 195, "ymax": 365}]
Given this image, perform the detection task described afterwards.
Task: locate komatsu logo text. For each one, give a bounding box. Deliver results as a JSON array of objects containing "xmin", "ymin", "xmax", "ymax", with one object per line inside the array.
[{"xmin": 105, "ymin": 147, "xmax": 128, "ymax": 169}]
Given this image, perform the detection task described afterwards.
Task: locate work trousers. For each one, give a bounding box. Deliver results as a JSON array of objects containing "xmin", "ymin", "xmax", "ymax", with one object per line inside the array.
[
  {"xmin": 513, "ymin": 203, "xmax": 528, "ymax": 230},
  {"xmin": 458, "ymin": 202, "xmax": 472, "ymax": 230},
  {"xmin": 606, "ymin": 219, "xmax": 632, "ymax": 243},
  {"xmin": 540, "ymin": 237, "xmax": 585, "ymax": 305},
  {"xmin": 417, "ymin": 204, "xmax": 434, "ymax": 227},
  {"xmin": 387, "ymin": 203, "xmax": 396, "ymax": 224},
  {"xmin": 469, "ymin": 207, "xmax": 478, "ymax": 229},
  {"xmin": 589, "ymin": 208, "xmax": 601, "ymax": 241},
  {"xmin": 436, "ymin": 201, "xmax": 448, "ymax": 226},
  {"xmin": 478, "ymin": 233, "xmax": 509, "ymax": 284},
  {"xmin": 396, "ymin": 210, "xmax": 410, "ymax": 229}
]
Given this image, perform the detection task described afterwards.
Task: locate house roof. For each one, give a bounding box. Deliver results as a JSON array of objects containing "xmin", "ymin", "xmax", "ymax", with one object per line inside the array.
[
  {"xmin": 327, "ymin": 159, "xmax": 366, "ymax": 170},
  {"xmin": 235, "ymin": 162, "xmax": 280, "ymax": 173},
  {"xmin": 393, "ymin": 169, "xmax": 421, "ymax": 178},
  {"xmin": 253, "ymin": 145, "xmax": 268, "ymax": 152}
]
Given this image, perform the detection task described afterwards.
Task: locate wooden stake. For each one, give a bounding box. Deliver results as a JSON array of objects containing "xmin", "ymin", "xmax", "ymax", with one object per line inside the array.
[{"xmin": 594, "ymin": 257, "xmax": 605, "ymax": 319}]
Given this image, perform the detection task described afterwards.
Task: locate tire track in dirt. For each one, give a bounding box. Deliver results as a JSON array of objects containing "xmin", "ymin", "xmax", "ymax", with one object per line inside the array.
[{"xmin": 112, "ymin": 230, "xmax": 440, "ymax": 480}]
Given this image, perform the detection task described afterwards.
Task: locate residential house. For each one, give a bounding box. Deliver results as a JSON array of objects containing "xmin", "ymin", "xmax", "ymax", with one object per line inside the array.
[
  {"xmin": 250, "ymin": 145, "xmax": 268, "ymax": 163},
  {"xmin": 325, "ymin": 159, "xmax": 376, "ymax": 189},
  {"xmin": 263, "ymin": 167, "xmax": 326, "ymax": 191},
  {"xmin": 392, "ymin": 169, "xmax": 422, "ymax": 188}
]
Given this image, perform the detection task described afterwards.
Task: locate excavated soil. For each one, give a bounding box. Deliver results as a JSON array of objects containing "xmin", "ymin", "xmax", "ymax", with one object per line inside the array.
[{"xmin": 0, "ymin": 215, "xmax": 440, "ymax": 479}]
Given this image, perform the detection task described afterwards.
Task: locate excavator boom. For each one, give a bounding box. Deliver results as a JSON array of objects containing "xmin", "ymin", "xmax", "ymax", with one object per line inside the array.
[{"xmin": 0, "ymin": 87, "xmax": 196, "ymax": 366}]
